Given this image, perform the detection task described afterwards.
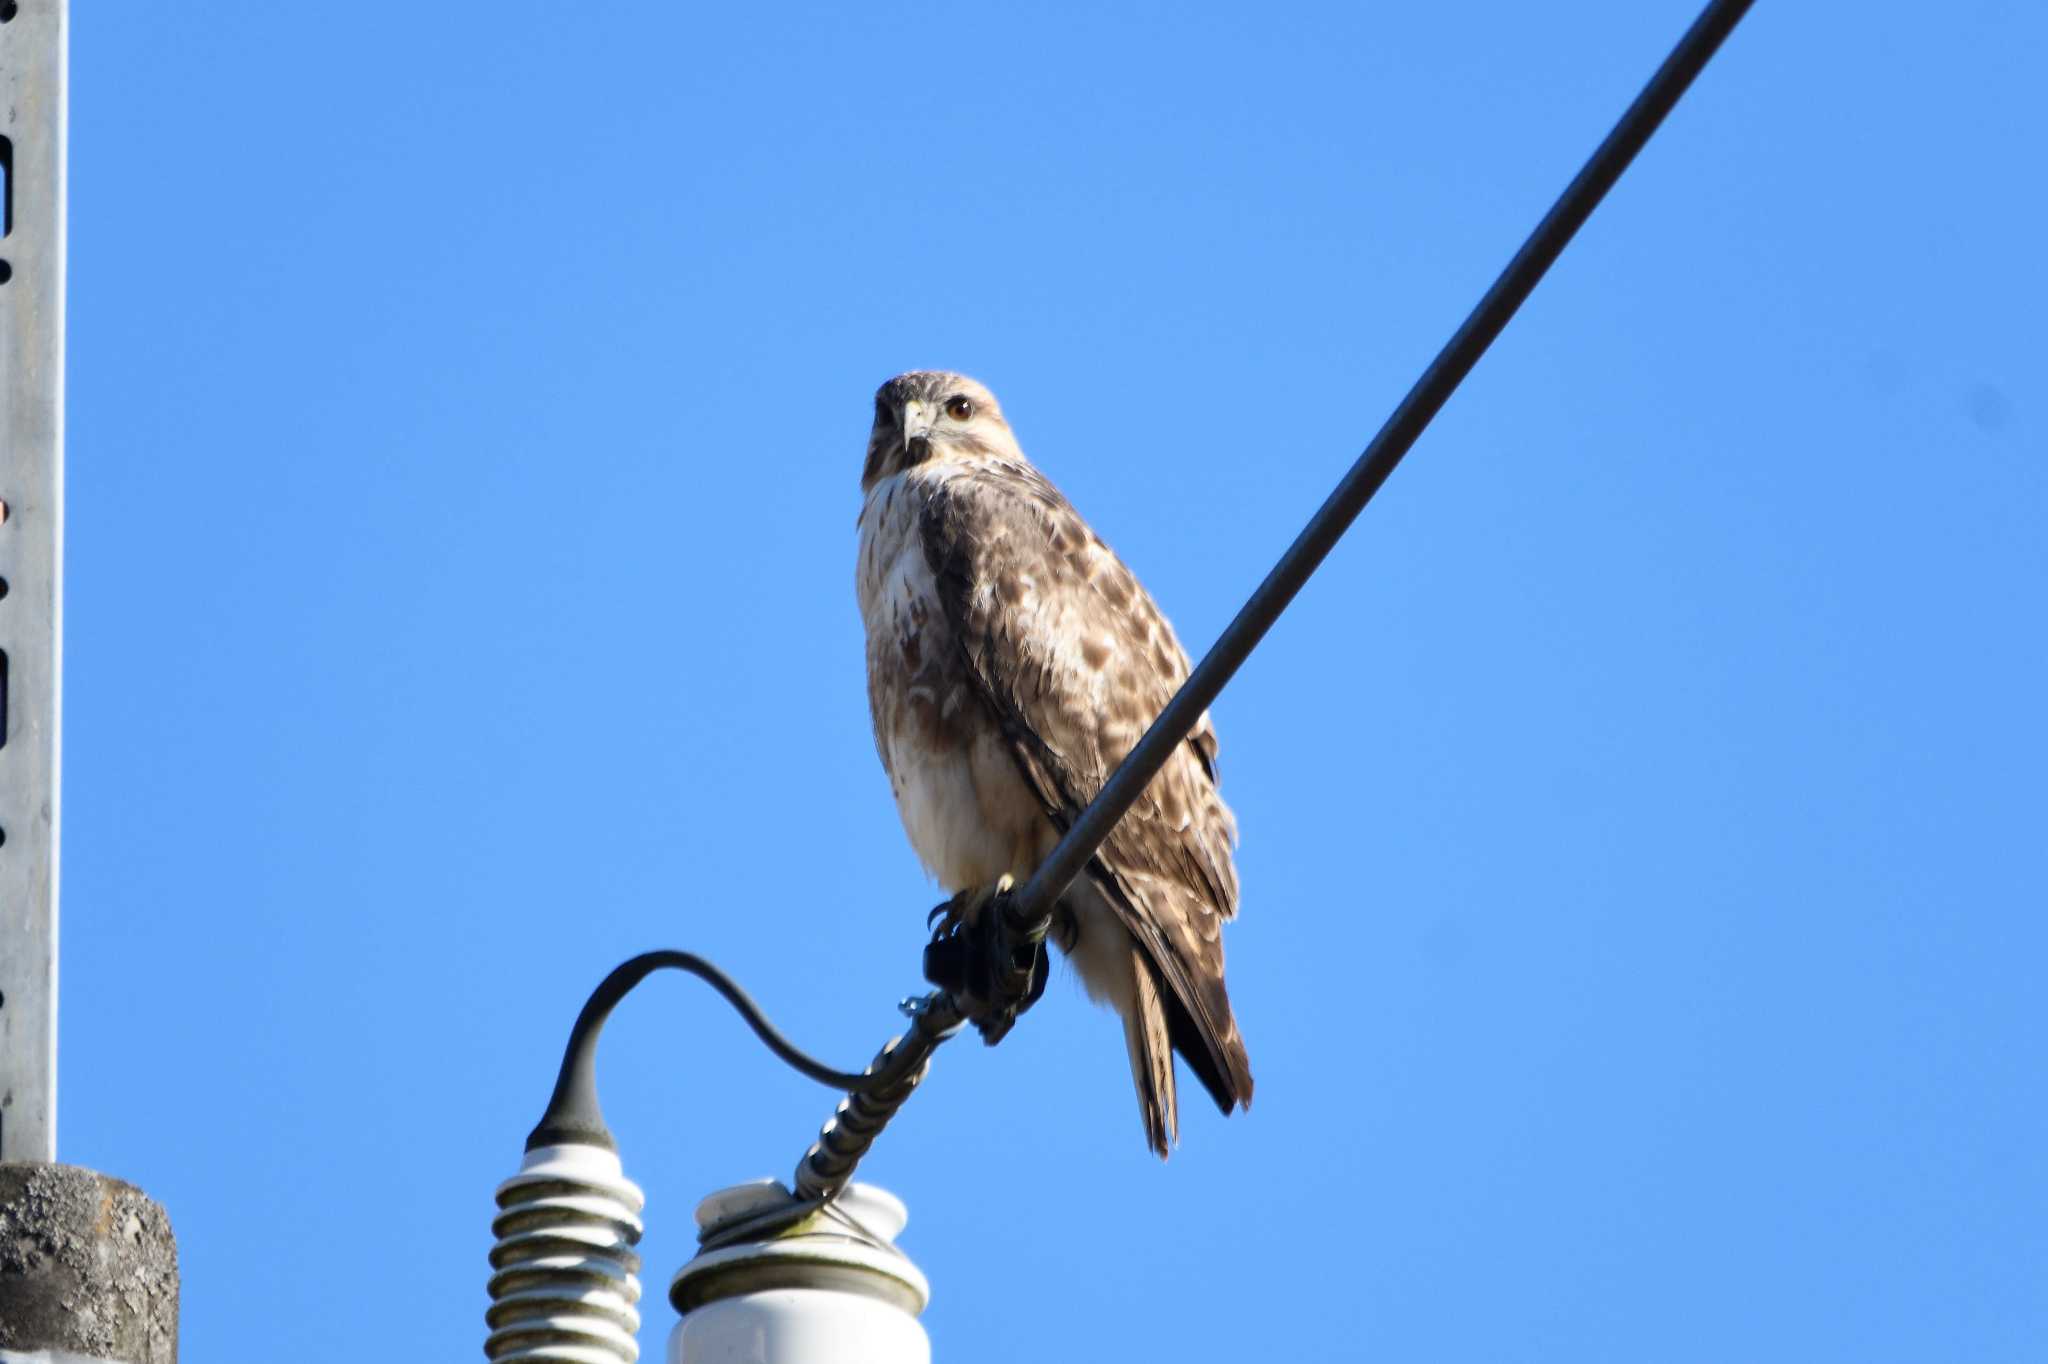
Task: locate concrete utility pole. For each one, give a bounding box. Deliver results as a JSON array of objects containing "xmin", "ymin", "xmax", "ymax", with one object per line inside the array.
[{"xmin": 0, "ymin": 5, "xmax": 180, "ymax": 1359}]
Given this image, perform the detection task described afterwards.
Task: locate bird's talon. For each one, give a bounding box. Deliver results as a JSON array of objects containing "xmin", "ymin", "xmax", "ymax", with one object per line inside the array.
[{"xmin": 918, "ymin": 875, "xmax": 1052, "ymax": 1043}]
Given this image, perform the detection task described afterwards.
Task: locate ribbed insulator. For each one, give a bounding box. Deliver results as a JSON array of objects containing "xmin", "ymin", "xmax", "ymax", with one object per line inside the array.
[{"xmin": 486, "ymin": 1142, "xmax": 647, "ymax": 1364}]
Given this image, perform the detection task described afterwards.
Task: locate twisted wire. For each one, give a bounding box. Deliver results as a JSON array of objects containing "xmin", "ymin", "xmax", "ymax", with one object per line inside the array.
[{"xmin": 791, "ymin": 993, "xmax": 964, "ymax": 1202}]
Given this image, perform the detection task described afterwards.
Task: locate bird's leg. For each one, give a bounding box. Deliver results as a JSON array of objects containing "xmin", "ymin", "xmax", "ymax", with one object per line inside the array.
[{"xmin": 921, "ymin": 876, "xmax": 1049, "ymax": 1045}]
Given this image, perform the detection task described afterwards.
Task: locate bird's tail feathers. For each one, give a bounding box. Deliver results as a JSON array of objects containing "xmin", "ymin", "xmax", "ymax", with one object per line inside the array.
[{"xmin": 1124, "ymin": 947, "xmax": 1179, "ymax": 1159}]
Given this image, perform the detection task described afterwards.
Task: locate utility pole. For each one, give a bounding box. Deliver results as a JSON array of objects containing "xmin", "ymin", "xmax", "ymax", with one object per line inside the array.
[{"xmin": 0, "ymin": 5, "xmax": 179, "ymax": 1358}]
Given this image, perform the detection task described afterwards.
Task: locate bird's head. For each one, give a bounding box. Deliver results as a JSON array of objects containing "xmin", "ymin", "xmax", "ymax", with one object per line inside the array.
[{"xmin": 862, "ymin": 370, "xmax": 1018, "ymax": 490}]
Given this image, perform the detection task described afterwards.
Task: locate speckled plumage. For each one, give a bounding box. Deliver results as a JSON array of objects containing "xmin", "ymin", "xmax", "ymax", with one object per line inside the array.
[{"xmin": 856, "ymin": 371, "xmax": 1252, "ymax": 1155}]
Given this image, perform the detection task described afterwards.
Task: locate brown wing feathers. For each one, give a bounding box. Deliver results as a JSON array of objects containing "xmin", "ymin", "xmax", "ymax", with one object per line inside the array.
[{"xmin": 920, "ymin": 470, "xmax": 1254, "ymax": 1115}]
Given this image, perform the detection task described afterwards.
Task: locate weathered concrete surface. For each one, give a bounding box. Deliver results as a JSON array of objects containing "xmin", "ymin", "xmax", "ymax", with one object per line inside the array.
[{"xmin": 0, "ymin": 1165, "xmax": 176, "ymax": 1363}]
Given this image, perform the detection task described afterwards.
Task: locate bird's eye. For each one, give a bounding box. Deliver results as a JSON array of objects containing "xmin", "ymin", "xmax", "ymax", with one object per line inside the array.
[{"xmin": 944, "ymin": 395, "xmax": 975, "ymax": 421}]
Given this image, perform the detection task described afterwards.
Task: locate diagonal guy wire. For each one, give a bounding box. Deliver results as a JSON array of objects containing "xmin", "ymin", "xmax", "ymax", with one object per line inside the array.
[{"xmin": 790, "ymin": 0, "xmax": 1758, "ymax": 1202}]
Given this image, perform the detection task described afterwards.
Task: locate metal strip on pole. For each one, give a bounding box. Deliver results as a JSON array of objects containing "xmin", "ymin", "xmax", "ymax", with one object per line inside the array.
[
  {"xmin": 0, "ymin": 0, "xmax": 68, "ymax": 1166},
  {"xmin": 0, "ymin": 17, "xmax": 178, "ymax": 1361}
]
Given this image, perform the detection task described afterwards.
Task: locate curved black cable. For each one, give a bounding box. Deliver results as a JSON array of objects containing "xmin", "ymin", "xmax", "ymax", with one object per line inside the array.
[{"xmin": 525, "ymin": 950, "xmax": 882, "ymax": 1152}]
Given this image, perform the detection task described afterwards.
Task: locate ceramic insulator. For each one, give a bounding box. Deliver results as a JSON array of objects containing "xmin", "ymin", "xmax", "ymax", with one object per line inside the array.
[{"xmin": 486, "ymin": 1142, "xmax": 648, "ymax": 1364}]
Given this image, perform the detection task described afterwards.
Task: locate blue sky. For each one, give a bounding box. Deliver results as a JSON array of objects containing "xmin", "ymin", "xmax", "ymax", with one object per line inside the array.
[{"xmin": 56, "ymin": 3, "xmax": 2043, "ymax": 1359}]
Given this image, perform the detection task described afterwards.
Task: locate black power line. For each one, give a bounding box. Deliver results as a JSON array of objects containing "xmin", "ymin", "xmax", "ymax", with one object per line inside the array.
[
  {"xmin": 525, "ymin": 0, "xmax": 1760, "ymax": 1210},
  {"xmin": 1006, "ymin": 0, "xmax": 1759, "ymax": 949},
  {"xmin": 792, "ymin": 0, "xmax": 1758, "ymax": 1199}
]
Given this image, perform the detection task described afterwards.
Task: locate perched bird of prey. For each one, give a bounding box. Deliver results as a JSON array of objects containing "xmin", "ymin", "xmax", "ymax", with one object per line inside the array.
[{"xmin": 856, "ymin": 370, "xmax": 1252, "ymax": 1155}]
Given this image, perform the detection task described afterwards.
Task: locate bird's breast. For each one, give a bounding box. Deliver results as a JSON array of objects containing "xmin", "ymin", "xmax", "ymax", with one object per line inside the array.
[{"xmin": 857, "ymin": 471, "xmax": 1050, "ymax": 891}]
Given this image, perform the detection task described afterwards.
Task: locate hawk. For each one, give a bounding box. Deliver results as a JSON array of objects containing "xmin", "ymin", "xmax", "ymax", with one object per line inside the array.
[{"xmin": 856, "ymin": 370, "xmax": 1253, "ymax": 1155}]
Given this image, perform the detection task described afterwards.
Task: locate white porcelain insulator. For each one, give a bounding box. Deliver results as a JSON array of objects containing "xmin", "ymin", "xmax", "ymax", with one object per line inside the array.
[
  {"xmin": 668, "ymin": 1180, "xmax": 930, "ymax": 1364},
  {"xmin": 487, "ymin": 1142, "xmax": 648, "ymax": 1364}
]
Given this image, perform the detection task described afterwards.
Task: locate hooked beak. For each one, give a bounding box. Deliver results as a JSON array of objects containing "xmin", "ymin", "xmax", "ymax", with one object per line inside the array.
[{"xmin": 901, "ymin": 399, "xmax": 934, "ymax": 463}]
